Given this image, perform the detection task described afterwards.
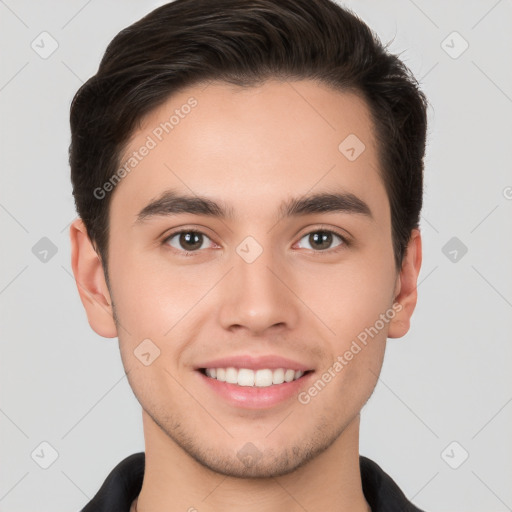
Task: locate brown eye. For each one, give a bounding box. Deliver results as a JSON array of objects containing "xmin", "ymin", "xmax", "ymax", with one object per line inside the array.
[
  {"xmin": 296, "ymin": 230, "xmax": 346, "ymax": 252},
  {"xmin": 164, "ymin": 230, "xmax": 212, "ymax": 253}
]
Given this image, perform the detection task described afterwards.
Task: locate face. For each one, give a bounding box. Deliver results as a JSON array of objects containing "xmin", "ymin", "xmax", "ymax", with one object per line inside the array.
[{"xmin": 73, "ymin": 79, "xmax": 420, "ymax": 478}]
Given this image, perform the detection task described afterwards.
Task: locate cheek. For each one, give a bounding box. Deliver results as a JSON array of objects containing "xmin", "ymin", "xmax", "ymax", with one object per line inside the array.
[
  {"xmin": 296, "ymin": 253, "xmax": 396, "ymax": 341},
  {"xmin": 107, "ymin": 241, "xmax": 174, "ymax": 327},
  {"xmin": 304, "ymin": 268, "xmax": 392, "ymax": 410},
  {"xmin": 107, "ymin": 244, "xmax": 217, "ymax": 358},
  {"xmin": 108, "ymin": 226, "xmax": 396, "ymax": 346}
]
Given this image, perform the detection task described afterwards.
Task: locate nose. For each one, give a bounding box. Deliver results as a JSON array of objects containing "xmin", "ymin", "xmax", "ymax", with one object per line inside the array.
[{"xmin": 218, "ymin": 242, "xmax": 300, "ymax": 336}]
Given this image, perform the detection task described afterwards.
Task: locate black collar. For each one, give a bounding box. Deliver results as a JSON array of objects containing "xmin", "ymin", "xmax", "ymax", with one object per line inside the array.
[{"xmin": 80, "ymin": 452, "xmax": 426, "ymax": 512}]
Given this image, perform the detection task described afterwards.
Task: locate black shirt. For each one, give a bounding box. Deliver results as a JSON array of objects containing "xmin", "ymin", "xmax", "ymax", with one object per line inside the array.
[{"xmin": 80, "ymin": 452, "xmax": 426, "ymax": 512}]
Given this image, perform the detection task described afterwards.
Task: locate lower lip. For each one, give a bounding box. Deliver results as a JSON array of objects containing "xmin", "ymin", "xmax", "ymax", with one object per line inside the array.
[{"xmin": 197, "ymin": 370, "xmax": 314, "ymax": 409}]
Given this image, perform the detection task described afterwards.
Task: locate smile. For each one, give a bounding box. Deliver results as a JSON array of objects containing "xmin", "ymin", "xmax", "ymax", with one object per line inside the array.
[
  {"xmin": 197, "ymin": 366, "xmax": 314, "ymax": 409},
  {"xmin": 200, "ymin": 367, "xmax": 308, "ymax": 387}
]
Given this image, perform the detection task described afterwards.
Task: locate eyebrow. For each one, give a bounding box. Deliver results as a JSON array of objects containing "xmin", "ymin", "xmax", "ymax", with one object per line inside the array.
[{"xmin": 134, "ymin": 188, "xmax": 374, "ymax": 225}]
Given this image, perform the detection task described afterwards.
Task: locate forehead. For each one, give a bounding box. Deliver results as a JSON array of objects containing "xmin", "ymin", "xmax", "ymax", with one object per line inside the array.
[{"xmin": 110, "ymin": 79, "xmax": 387, "ymax": 224}]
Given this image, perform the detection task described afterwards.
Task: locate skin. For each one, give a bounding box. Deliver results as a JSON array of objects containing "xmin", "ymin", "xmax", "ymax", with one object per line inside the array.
[{"xmin": 70, "ymin": 79, "xmax": 422, "ymax": 512}]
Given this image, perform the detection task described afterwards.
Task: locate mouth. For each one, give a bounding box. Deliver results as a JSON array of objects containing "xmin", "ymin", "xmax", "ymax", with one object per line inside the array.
[
  {"xmin": 198, "ymin": 367, "xmax": 313, "ymax": 387},
  {"xmin": 195, "ymin": 365, "xmax": 315, "ymax": 409}
]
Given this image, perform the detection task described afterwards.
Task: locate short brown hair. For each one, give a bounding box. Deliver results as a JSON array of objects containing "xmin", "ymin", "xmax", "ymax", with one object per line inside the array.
[{"xmin": 69, "ymin": 0, "xmax": 428, "ymax": 277}]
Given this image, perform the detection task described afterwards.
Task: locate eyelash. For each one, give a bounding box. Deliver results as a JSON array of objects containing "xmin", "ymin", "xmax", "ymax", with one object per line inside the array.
[{"xmin": 162, "ymin": 226, "xmax": 351, "ymax": 258}]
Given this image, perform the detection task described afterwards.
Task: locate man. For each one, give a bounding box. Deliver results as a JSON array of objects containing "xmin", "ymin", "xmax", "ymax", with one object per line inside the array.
[{"xmin": 69, "ymin": 0, "xmax": 427, "ymax": 510}]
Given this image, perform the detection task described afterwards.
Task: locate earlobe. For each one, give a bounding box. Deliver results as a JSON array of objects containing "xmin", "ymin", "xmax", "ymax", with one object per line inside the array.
[
  {"xmin": 69, "ymin": 218, "xmax": 118, "ymax": 338},
  {"xmin": 387, "ymin": 229, "xmax": 422, "ymax": 339}
]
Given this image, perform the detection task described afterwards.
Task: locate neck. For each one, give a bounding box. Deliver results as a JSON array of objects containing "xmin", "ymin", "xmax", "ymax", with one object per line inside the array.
[{"xmin": 133, "ymin": 412, "xmax": 370, "ymax": 512}]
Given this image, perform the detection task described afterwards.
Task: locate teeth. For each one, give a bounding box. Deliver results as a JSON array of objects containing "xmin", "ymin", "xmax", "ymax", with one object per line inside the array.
[
  {"xmin": 204, "ymin": 367, "xmax": 305, "ymax": 387},
  {"xmin": 238, "ymin": 368, "xmax": 255, "ymax": 386},
  {"xmin": 254, "ymin": 369, "xmax": 273, "ymax": 387},
  {"xmin": 272, "ymin": 368, "xmax": 285, "ymax": 384},
  {"xmin": 225, "ymin": 367, "xmax": 238, "ymax": 384},
  {"xmin": 284, "ymin": 369, "xmax": 295, "ymax": 382}
]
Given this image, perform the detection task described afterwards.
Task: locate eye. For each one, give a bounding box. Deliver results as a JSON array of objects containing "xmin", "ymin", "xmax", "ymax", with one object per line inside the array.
[
  {"xmin": 295, "ymin": 229, "xmax": 348, "ymax": 252},
  {"xmin": 162, "ymin": 227, "xmax": 350, "ymax": 257},
  {"xmin": 163, "ymin": 230, "xmax": 215, "ymax": 255}
]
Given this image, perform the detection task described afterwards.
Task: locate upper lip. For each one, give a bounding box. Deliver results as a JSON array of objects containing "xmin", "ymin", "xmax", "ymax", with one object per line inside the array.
[{"xmin": 195, "ymin": 354, "xmax": 314, "ymax": 372}]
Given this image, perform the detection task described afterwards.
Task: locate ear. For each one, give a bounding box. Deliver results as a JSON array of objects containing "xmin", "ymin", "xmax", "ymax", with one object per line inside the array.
[
  {"xmin": 69, "ymin": 218, "xmax": 117, "ymax": 338},
  {"xmin": 387, "ymin": 228, "xmax": 422, "ymax": 339}
]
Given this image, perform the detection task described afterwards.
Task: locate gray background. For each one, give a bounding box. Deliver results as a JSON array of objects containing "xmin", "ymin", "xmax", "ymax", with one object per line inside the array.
[{"xmin": 1, "ymin": 0, "xmax": 511, "ymax": 510}]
